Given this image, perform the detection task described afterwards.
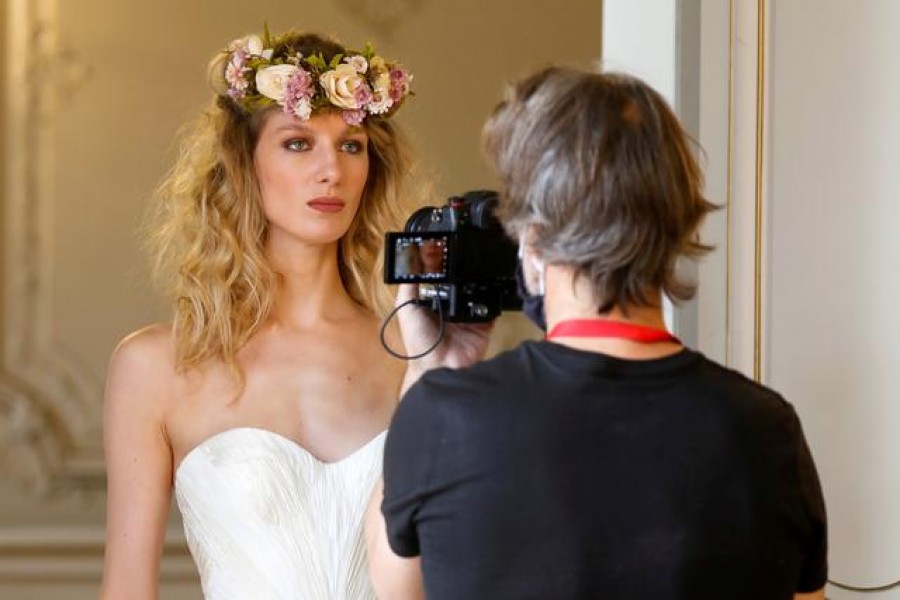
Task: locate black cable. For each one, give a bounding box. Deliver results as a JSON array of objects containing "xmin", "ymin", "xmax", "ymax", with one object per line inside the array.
[
  {"xmin": 379, "ymin": 297, "xmax": 445, "ymax": 360},
  {"xmin": 827, "ymin": 578, "xmax": 900, "ymax": 593}
]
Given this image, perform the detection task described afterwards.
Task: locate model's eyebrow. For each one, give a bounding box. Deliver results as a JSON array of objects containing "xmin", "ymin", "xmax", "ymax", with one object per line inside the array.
[
  {"xmin": 272, "ymin": 123, "xmax": 368, "ymax": 137},
  {"xmin": 273, "ymin": 123, "xmax": 313, "ymax": 134}
]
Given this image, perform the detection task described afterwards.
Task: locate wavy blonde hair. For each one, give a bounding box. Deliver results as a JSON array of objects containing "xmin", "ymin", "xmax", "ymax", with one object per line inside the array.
[{"xmin": 148, "ymin": 32, "xmax": 414, "ymax": 375}]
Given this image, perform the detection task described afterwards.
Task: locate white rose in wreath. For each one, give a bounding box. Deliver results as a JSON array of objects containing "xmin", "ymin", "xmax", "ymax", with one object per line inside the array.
[
  {"xmin": 229, "ymin": 34, "xmax": 264, "ymax": 56},
  {"xmin": 345, "ymin": 55, "xmax": 368, "ymax": 74},
  {"xmin": 256, "ymin": 65, "xmax": 299, "ymax": 104},
  {"xmin": 319, "ymin": 64, "xmax": 365, "ymax": 109}
]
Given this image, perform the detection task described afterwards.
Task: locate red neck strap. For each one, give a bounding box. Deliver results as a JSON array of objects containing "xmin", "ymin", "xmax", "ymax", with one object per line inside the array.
[{"xmin": 547, "ymin": 319, "xmax": 680, "ymax": 344}]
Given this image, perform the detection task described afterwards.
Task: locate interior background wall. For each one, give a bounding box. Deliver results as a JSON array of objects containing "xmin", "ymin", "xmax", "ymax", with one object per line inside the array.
[{"xmin": 0, "ymin": 1, "xmax": 601, "ymax": 597}]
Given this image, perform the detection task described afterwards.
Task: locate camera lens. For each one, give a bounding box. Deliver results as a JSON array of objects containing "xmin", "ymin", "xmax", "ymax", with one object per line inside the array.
[
  {"xmin": 465, "ymin": 191, "xmax": 500, "ymax": 229},
  {"xmin": 405, "ymin": 207, "xmax": 439, "ymax": 232}
]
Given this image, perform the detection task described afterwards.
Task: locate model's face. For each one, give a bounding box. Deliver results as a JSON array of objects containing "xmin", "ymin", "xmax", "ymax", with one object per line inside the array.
[
  {"xmin": 419, "ymin": 238, "xmax": 446, "ymax": 273},
  {"xmin": 254, "ymin": 110, "xmax": 370, "ymax": 248}
]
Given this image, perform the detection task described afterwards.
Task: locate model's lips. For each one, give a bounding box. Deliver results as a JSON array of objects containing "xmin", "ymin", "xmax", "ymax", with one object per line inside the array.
[{"xmin": 307, "ymin": 196, "xmax": 346, "ymax": 213}]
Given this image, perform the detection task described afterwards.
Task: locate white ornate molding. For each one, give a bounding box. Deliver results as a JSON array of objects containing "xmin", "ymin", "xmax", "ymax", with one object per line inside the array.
[
  {"xmin": 2, "ymin": 0, "xmax": 102, "ymax": 499},
  {"xmin": 0, "ymin": 378, "xmax": 61, "ymax": 495}
]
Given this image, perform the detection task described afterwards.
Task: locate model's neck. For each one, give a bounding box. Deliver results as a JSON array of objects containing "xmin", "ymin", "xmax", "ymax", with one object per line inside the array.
[
  {"xmin": 543, "ymin": 264, "xmax": 680, "ymax": 359},
  {"xmin": 267, "ymin": 239, "xmax": 359, "ymax": 329}
]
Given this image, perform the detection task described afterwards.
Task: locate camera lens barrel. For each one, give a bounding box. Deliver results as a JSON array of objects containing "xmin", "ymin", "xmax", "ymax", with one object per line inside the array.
[{"xmin": 404, "ymin": 206, "xmax": 441, "ymax": 232}]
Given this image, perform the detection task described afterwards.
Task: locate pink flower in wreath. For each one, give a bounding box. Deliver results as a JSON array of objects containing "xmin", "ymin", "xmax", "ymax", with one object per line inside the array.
[
  {"xmin": 225, "ymin": 51, "xmax": 251, "ymax": 99},
  {"xmin": 342, "ymin": 109, "xmax": 367, "ymax": 126},
  {"xmin": 283, "ymin": 67, "xmax": 315, "ymax": 118},
  {"xmin": 353, "ymin": 82, "xmax": 374, "ymax": 109},
  {"xmin": 389, "ymin": 67, "xmax": 412, "ymax": 102}
]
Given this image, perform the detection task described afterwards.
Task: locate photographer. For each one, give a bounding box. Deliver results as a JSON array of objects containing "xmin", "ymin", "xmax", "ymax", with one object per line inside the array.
[{"xmin": 367, "ymin": 68, "xmax": 826, "ymax": 599}]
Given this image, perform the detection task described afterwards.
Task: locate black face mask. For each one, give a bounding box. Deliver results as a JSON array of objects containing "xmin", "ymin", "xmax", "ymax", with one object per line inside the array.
[{"xmin": 515, "ymin": 260, "xmax": 546, "ymax": 332}]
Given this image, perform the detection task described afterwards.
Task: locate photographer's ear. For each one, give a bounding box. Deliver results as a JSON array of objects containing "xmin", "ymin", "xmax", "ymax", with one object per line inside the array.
[
  {"xmin": 518, "ymin": 225, "xmax": 545, "ymax": 296},
  {"xmin": 515, "ymin": 225, "xmax": 548, "ymax": 332}
]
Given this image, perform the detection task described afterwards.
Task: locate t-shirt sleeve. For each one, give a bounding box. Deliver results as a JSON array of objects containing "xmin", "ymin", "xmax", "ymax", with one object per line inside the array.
[
  {"xmin": 792, "ymin": 409, "xmax": 828, "ymax": 592},
  {"xmin": 381, "ymin": 378, "xmax": 443, "ymax": 558}
]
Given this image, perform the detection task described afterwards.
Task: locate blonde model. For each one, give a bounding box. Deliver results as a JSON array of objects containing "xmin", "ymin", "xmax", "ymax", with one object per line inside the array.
[{"xmin": 101, "ymin": 29, "xmax": 416, "ymax": 599}]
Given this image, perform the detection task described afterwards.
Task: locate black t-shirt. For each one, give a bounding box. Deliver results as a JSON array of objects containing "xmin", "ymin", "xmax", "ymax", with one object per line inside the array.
[{"xmin": 382, "ymin": 341, "xmax": 827, "ymax": 600}]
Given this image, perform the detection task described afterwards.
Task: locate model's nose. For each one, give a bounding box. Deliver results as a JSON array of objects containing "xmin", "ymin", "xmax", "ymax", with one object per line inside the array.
[{"xmin": 314, "ymin": 147, "xmax": 341, "ymax": 185}]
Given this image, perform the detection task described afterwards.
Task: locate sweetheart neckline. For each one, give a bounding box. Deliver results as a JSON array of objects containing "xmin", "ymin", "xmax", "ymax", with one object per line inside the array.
[{"xmin": 174, "ymin": 427, "xmax": 387, "ymax": 477}]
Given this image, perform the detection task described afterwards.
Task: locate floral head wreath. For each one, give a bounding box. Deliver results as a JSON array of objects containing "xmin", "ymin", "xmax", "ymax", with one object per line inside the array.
[{"xmin": 211, "ymin": 30, "xmax": 413, "ymax": 126}]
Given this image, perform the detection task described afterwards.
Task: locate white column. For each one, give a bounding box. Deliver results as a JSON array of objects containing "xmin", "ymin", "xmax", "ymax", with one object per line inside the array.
[
  {"xmin": 602, "ymin": 0, "xmax": 678, "ymax": 104},
  {"xmin": 602, "ymin": 0, "xmax": 678, "ymax": 336},
  {"xmin": 697, "ymin": 0, "xmax": 900, "ymax": 596},
  {"xmin": 766, "ymin": 1, "xmax": 900, "ymax": 595}
]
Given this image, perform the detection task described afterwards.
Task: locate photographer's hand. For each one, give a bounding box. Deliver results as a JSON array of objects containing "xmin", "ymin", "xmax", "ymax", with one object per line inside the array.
[{"xmin": 396, "ymin": 284, "xmax": 494, "ymax": 397}]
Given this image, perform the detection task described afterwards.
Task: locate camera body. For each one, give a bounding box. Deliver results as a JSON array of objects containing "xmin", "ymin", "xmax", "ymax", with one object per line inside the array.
[{"xmin": 384, "ymin": 190, "xmax": 521, "ymax": 322}]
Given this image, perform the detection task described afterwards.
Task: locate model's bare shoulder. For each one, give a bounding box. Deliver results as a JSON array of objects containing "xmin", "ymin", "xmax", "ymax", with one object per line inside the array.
[
  {"xmin": 110, "ymin": 324, "xmax": 174, "ymax": 371},
  {"xmin": 105, "ymin": 324, "xmax": 176, "ymax": 415}
]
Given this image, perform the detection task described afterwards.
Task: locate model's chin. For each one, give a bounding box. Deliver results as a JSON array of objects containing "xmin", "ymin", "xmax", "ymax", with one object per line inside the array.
[{"xmin": 267, "ymin": 221, "xmax": 354, "ymax": 248}]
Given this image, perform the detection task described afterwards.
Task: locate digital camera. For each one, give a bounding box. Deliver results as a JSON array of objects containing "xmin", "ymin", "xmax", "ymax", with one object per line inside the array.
[{"xmin": 383, "ymin": 190, "xmax": 521, "ymax": 322}]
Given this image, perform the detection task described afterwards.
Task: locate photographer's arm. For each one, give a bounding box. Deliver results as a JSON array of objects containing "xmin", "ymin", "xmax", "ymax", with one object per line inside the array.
[
  {"xmin": 395, "ymin": 283, "xmax": 493, "ymax": 395},
  {"xmin": 365, "ymin": 479, "xmax": 425, "ymax": 600},
  {"xmin": 369, "ymin": 288, "xmax": 492, "ymax": 597}
]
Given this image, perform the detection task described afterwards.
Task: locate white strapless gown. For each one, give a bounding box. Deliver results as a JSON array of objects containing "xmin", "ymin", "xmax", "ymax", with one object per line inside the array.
[{"xmin": 175, "ymin": 427, "xmax": 386, "ymax": 599}]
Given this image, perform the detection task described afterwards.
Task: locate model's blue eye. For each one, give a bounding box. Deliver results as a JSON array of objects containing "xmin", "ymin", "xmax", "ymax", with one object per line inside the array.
[
  {"xmin": 341, "ymin": 139, "xmax": 366, "ymax": 154},
  {"xmin": 284, "ymin": 138, "xmax": 311, "ymax": 152}
]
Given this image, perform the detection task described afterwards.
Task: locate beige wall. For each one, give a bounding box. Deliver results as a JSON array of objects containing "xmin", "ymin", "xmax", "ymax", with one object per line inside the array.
[{"xmin": 0, "ymin": 0, "xmax": 601, "ymax": 596}]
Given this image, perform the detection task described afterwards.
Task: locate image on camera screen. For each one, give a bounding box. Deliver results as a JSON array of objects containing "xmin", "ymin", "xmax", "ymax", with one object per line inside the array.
[{"xmin": 391, "ymin": 234, "xmax": 448, "ymax": 281}]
